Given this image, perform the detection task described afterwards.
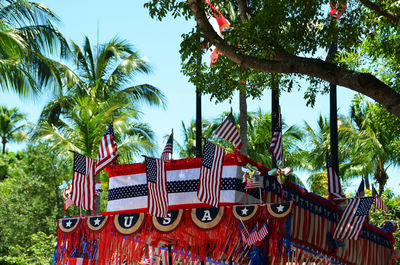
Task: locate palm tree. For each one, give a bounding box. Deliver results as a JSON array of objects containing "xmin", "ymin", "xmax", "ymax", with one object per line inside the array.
[
  {"xmin": 0, "ymin": 0, "xmax": 69, "ymax": 96},
  {"xmin": 340, "ymin": 95, "xmax": 400, "ymax": 194},
  {"xmin": 177, "ymin": 119, "xmax": 212, "ymax": 158},
  {"xmin": 37, "ymin": 36, "xmax": 165, "ymax": 160},
  {"xmin": 0, "ymin": 106, "xmax": 29, "ymax": 155}
]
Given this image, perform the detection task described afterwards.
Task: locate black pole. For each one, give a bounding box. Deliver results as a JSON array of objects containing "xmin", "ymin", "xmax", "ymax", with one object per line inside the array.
[
  {"xmin": 168, "ymin": 245, "xmax": 172, "ymax": 265},
  {"xmin": 329, "ymin": 83, "xmax": 339, "ymax": 175},
  {"xmin": 196, "ymin": 87, "xmax": 202, "ymax": 158},
  {"xmin": 271, "ymin": 81, "xmax": 279, "ymax": 169}
]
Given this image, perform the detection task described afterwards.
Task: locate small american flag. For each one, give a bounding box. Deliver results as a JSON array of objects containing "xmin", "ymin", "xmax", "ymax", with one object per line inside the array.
[
  {"xmin": 257, "ymin": 220, "xmax": 269, "ymax": 241},
  {"xmin": 356, "ymin": 178, "xmax": 365, "ymax": 198},
  {"xmin": 239, "ymin": 221, "xmax": 249, "ymax": 243},
  {"xmin": 333, "ymin": 197, "xmax": 374, "ymax": 240},
  {"xmin": 161, "ymin": 132, "xmax": 173, "ymax": 160},
  {"xmin": 71, "ymin": 152, "xmax": 96, "ymax": 210},
  {"xmin": 63, "ymin": 185, "xmax": 73, "ymax": 210},
  {"xmin": 95, "ymin": 122, "xmax": 119, "ymax": 175},
  {"xmin": 326, "ymin": 154, "xmax": 345, "ymax": 201},
  {"xmin": 214, "ymin": 113, "xmax": 242, "ymax": 149},
  {"xmin": 145, "ymin": 157, "xmax": 168, "ymax": 217},
  {"xmin": 246, "ymin": 225, "xmax": 260, "ymax": 246},
  {"xmin": 269, "ymin": 119, "xmax": 284, "ymax": 163},
  {"xmin": 197, "ymin": 140, "xmax": 225, "ymax": 208},
  {"xmin": 372, "ymin": 186, "xmax": 389, "ymax": 212},
  {"xmin": 245, "ymin": 174, "xmax": 261, "ymax": 190}
]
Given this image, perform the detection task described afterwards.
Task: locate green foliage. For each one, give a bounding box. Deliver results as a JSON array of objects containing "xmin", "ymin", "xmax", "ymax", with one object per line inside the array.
[{"xmin": 0, "ymin": 143, "xmax": 69, "ymax": 263}]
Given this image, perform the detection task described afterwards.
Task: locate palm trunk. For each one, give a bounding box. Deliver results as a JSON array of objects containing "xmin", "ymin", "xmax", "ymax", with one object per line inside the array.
[
  {"xmin": 2, "ymin": 138, "xmax": 6, "ymax": 155},
  {"xmin": 363, "ymin": 173, "xmax": 370, "ymax": 190},
  {"xmin": 239, "ymin": 89, "xmax": 248, "ymax": 156}
]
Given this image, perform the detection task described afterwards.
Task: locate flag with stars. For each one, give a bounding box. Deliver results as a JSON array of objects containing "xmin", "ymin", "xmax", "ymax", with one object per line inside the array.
[
  {"xmin": 246, "ymin": 225, "xmax": 260, "ymax": 246},
  {"xmin": 95, "ymin": 122, "xmax": 119, "ymax": 175},
  {"xmin": 333, "ymin": 197, "xmax": 374, "ymax": 240},
  {"xmin": 161, "ymin": 132, "xmax": 173, "ymax": 160},
  {"xmin": 372, "ymin": 186, "xmax": 389, "ymax": 212},
  {"xmin": 269, "ymin": 118, "xmax": 284, "ymax": 163},
  {"xmin": 326, "ymin": 154, "xmax": 345, "ymax": 201},
  {"xmin": 239, "ymin": 221, "xmax": 249, "ymax": 243},
  {"xmin": 245, "ymin": 174, "xmax": 261, "ymax": 190},
  {"xmin": 197, "ymin": 140, "xmax": 225, "ymax": 208},
  {"xmin": 145, "ymin": 157, "xmax": 168, "ymax": 217},
  {"xmin": 71, "ymin": 152, "xmax": 96, "ymax": 210},
  {"xmin": 356, "ymin": 178, "xmax": 365, "ymax": 198},
  {"xmin": 214, "ymin": 113, "xmax": 242, "ymax": 149}
]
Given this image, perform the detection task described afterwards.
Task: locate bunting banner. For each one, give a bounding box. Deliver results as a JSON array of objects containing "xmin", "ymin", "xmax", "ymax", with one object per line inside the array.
[{"xmin": 105, "ymin": 154, "xmax": 261, "ymax": 214}]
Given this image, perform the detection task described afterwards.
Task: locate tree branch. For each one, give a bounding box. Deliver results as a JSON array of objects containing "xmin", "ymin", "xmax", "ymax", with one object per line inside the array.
[
  {"xmin": 359, "ymin": 0, "xmax": 400, "ymax": 24},
  {"xmin": 237, "ymin": 0, "xmax": 249, "ymax": 21},
  {"xmin": 187, "ymin": 0, "xmax": 400, "ymax": 118}
]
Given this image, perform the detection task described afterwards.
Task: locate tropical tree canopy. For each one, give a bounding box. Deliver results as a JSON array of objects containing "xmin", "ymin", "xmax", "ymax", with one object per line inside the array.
[
  {"xmin": 36, "ymin": 37, "xmax": 166, "ymax": 162},
  {"xmin": 0, "ymin": 106, "xmax": 29, "ymax": 156},
  {"xmin": 145, "ymin": 0, "xmax": 400, "ymax": 118},
  {"xmin": 0, "ymin": 0, "xmax": 69, "ymax": 96}
]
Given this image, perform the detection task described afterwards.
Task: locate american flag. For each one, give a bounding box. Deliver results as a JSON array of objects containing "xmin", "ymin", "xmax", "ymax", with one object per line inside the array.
[
  {"xmin": 269, "ymin": 119, "xmax": 284, "ymax": 163},
  {"xmin": 246, "ymin": 225, "xmax": 260, "ymax": 246},
  {"xmin": 161, "ymin": 132, "xmax": 173, "ymax": 160},
  {"xmin": 71, "ymin": 152, "xmax": 96, "ymax": 210},
  {"xmin": 214, "ymin": 113, "xmax": 242, "ymax": 149},
  {"xmin": 239, "ymin": 221, "xmax": 249, "ymax": 243},
  {"xmin": 145, "ymin": 157, "xmax": 168, "ymax": 217},
  {"xmin": 67, "ymin": 257, "xmax": 92, "ymax": 265},
  {"xmin": 372, "ymin": 186, "xmax": 389, "ymax": 212},
  {"xmin": 356, "ymin": 178, "xmax": 365, "ymax": 198},
  {"xmin": 257, "ymin": 220, "xmax": 269, "ymax": 241},
  {"xmin": 95, "ymin": 122, "xmax": 119, "ymax": 175},
  {"xmin": 245, "ymin": 174, "xmax": 261, "ymax": 190},
  {"xmin": 197, "ymin": 140, "xmax": 225, "ymax": 208},
  {"xmin": 63, "ymin": 185, "xmax": 74, "ymax": 210},
  {"xmin": 326, "ymin": 154, "xmax": 345, "ymax": 201},
  {"xmin": 333, "ymin": 197, "xmax": 374, "ymax": 240}
]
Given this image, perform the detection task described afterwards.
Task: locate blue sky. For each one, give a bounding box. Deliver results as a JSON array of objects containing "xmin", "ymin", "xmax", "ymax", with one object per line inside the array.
[{"xmin": 0, "ymin": 0, "xmax": 398, "ymax": 193}]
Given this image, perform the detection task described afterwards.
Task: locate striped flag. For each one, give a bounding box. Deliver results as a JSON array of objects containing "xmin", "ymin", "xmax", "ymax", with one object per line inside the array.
[
  {"xmin": 257, "ymin": 220, "xmax": 269, "ymax": 241},
  {"xmin": 326, "ymin": 154, "xmax": 345, "ymax": 201},
  {"xmin": 269, "ymin": 119, "xmax": 284, "ymax": 163},
  {"xmin": 145, "ymin": 157, "xmax": 169, "ymax": 217},
  {"xmin": 71, "ymin": 152, "xmax": 96, "ymax": 210},
  {"xmin": 245, "ymin": 174, "xmax": 261, "ymax": 190},
  {"xmin": 333, "ymin": 197, "xmax": 374, "ymax": 240},
  {"xmin": 214, "ymin": 113, "xmax": 242, "ymax": 149},
  {"xmin": 63, "ymin": 185, "xmax": 74, "ymax": 210},
  {"xmin": 197, "ymin": 140, "xmax": 225, "ymax": 208},
  {"xmin": 67, "ymin": 257, "xmax": 92, "ymax": 265},
  {"xmin": 239, "ymin": 221, "xmax": 249, "ymax": 243},
  {"xmin": 246, "ymin": 225, "xmax": 260, "ymax": 246},
  {"xmin": 372, "ymin": 186, "xmax": 389, "ymax": 212},
  {"xmin": 161, "ymin": 132, "xmax": 173, "ymax": 160},
  {"xmin": 95, "ymin": 122, "xmax": 119, "ymax": 175},
  {"xmin": 356, "ymin": 178, "xmax": 365, "ymax": 197}
]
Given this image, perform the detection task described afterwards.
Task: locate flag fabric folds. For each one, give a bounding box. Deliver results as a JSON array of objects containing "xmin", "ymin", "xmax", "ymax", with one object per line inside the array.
[
  {"xmin": 95, "ymin": 122, "xmax": 119, "ymax": 175},
  {"xmin": 240, "ymin": 221, "xmax": 249, "ymax": 243},
  {"xmin": 161, "ymin": 132, "xmax": 173, "ymax": 160},
  {"xmin": 71, "ymin": 152, "xmax": 96, "ymax": 210},
  {"xmin": 269, "ymin": 119, "xmax": 284, "ymax": 163},
  {"xmin": 257, "ymin": 220, "xmax": 269, "ymax": 241},
  {"xmin": 372, "ymin": 186, "xmax": 389, "ymax": 212},
  {"xmin": 326, "ymin": 155, "xmax": 345, "ymax": 201},
  {"xmin": 214, "ymin": 113, "xmax": 242, "ymax": 149},
  {"xmin": 246, "ymin": 225, "xmax": 260, "ymax": 246},
  {"xmin": 63, "ymin": 185, "xmax": 74, "ymax": 210},
  {"xmin": 245, "ymin": 174, "xmax": 261, "ymax": 190},
  {"xmin": 197, "ymin": 140, "xmax": 225, "ymax": 208},
  {"xmin": 356, "ymin": 178, "xmax": 365, "ymax": 198},
  {"xmin": 333, "ymin": 197, "xmax": 374, "ymax": 240},
  {"xmin": 145, "ymin": 157, "xmax": 169, "ymax": 217}
]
